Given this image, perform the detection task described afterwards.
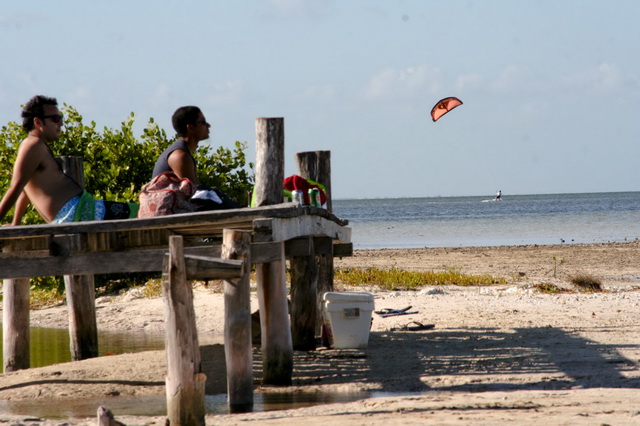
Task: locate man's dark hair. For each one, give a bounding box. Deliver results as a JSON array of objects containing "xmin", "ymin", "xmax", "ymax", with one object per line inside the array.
[
  {"xmin": 21, "ymin": 95, "xmax": 58, "ymax": 132},
  {"xmin": 172, "ymin": 106, "xmax": 202, "ymax": 137}
]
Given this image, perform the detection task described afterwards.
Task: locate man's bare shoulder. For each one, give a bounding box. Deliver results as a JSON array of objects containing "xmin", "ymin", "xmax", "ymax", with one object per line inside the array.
[
  {"xmin": 18, "ymin": 136, "xmax": 49, "ymax": 155},
  {"xmin": 14, "ymin": 136, "xmax": 58, "ymax": 176}
]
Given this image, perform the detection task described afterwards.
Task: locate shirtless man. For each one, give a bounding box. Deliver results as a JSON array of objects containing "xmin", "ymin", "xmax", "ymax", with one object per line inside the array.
[
  {"xmin": 0, "ymin": 95, "xmax": 137, "ymax": 225},
  {"xmin": 0, "ymin": 95, "xmax": 82, "ymax": 224}
]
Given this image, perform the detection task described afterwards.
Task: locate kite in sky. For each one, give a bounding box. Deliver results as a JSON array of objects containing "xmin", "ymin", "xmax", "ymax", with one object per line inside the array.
[{"xmin": 431, "ymin": 96, "xmax": 463, "ymax": 122}]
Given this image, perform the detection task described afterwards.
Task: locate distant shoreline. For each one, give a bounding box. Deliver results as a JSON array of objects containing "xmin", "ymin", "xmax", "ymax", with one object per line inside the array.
[{"xmin": 332, "ymin": 190, "xmax": 640, "ymax": 201}]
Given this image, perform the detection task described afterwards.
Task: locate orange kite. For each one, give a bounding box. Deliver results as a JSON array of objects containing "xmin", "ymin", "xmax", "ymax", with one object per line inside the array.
[{"xmin": 431, "ymin": 96, "xmax": 463, "ymax": 122}]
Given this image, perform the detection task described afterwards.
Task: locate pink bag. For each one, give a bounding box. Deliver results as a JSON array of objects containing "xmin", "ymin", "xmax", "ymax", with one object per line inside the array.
[{"xmin": 138, "ymin": 172, "xmax": 197, "ymax": 218}]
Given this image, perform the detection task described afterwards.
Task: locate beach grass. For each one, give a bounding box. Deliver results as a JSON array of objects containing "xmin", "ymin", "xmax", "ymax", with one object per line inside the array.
[
  {"xmin": 335, "ymin": 267, "xmax": 507, "ymax": 291},
  {"xmin": 532, "ymin": 283, "xmax": 571, "ymax": 294},
  {"xmin": 569, "ymin": 274, "xmax": 604, "ymax": 292},
  {"xmin": 29, "ymin": 287, "xmax": 66, "ymax": 308}
]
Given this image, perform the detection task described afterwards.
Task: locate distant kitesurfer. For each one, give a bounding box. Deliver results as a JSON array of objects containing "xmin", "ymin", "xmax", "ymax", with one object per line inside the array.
[{"xmin": 495, "ymin": 190, "xmax": 502, "ymax": 201}]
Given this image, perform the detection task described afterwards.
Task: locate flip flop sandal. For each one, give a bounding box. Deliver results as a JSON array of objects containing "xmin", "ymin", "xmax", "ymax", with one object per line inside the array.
[
  {"xmin": 375, "ymin": 306, "xmax": 419, "ymax": 317},
  {"xmin": 404, "ymin": 321, "xmax": 435, "ymax": 331}
]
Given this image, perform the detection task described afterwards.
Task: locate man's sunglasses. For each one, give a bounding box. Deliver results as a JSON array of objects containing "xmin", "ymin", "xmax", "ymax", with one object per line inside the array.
[{"xmin": 41, "ymin": 114, "xmax": 64, "ymax": 124}]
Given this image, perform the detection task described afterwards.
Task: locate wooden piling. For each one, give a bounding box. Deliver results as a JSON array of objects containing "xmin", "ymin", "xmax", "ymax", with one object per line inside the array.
[
  {"xmin": 254, "ymin": 117, "xmax": 293, "ymax": 385},
  {"xmin": 59, "ymin": 156, "xmax": 99, "ymax": 360},
  {"xmin": 256, "ymin": 241, "xmax": 292, "ymax": 385},
  {"xmin": 290, "ymin": 237, "xmax": 318, "ymax": 350},
  {"xmin": 2, "ymin": 274, "xmax": 30, "ymax": 372},
  {"xmin": 294, "ymin": 151, "xmax": 334, "ymax": 338},
  {"xmin": 222, "ymin": 229, "xmax": 254, "ymax": 412},
  {"xmin": 254, "ymin": 118, "xmax": 285, "ymax": 207},
  {"xmin": 163, "ymin": 235, "xmax": 206, "ymax": 426},
  {"xmin": 64, "ymin": 274, "xmax": 98, "ymax": 360},
  {"xmin": 295, "ymin": 150, "xmax": 332, "ymax": 213}
]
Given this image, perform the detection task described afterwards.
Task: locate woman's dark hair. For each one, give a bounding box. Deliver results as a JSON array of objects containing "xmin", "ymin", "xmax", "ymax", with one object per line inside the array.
[
  {"xmin": 21, "ymin": 95, "xmax": 58, "ymax": 132},
  {"xmin": 171, "ymin": 106, "xmax": 202, "ymax": 137}
]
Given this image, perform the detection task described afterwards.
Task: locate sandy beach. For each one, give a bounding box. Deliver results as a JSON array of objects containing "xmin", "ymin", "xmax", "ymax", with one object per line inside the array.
[{"xmin": 1, "ymin": 241, "xmax": 640, "ymax": 425}]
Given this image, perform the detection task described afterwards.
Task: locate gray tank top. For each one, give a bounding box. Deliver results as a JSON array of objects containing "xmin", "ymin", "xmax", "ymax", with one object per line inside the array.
[{"xmin": 151, "ymin": 139, "xmax": 196, "ymax": 178}]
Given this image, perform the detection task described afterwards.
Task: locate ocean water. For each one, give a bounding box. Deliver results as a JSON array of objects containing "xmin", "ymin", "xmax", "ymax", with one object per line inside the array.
[{"xmin": 332, "ymin": 192, "xmax": 640, "ymax": 249}]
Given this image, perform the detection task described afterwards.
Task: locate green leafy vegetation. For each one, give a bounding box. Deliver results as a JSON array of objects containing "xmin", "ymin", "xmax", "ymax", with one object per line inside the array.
[
  {"xmin": 334, "ymin": 267, "xmax": 507, "ymax": 291},
  {"xmin": 29, "ymin": 285, "xmax": 66, "ymax": 309}
]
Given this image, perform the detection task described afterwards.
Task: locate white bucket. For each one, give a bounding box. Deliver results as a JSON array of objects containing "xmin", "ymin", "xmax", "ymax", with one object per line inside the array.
[{"xmin": 322, "ymin": 292, "xmax": 374, "ymax": 349}]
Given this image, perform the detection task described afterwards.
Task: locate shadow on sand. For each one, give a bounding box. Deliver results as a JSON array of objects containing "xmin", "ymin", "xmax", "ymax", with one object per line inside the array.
[{"xmin": 264, "ymin": 325, "xmax": 640, "ymax": 394}]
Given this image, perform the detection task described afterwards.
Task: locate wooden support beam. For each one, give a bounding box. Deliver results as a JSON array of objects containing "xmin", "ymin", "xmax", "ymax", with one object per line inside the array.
[
  {"xmin": 182, "ymin": 254, "xmax": 243, "ymax": 280},
  {"xmin": 295, "ymin": 150, "xmax": 332, "ymax": 213},
  {"xmin": 254, "ymin": 117, "xmax": 285, "ymax": 206},
  {"xmin": 290, "ymin": 237, "xmax": 318, "ymax": 351},
  {"xmin": 58, "ymin": 157, "xmax": 99, "ymax": 362},
  {"xmin": 296, "ymin": 151, "xmax": 336, "ymax": 336},
  {"xmin": 333, "ymin": 241, "xmax": 353, "ymax": 257},
  {"xmin": 0, "ymin": 245, "xmax": 224, "ymax": 279},
  {"xmin": 256, "ymin": 243, "xmax": 293, "ymax": 385},
  {"xmin": 251, "ymin": 241, "xmax": 285, "ymax": 264},
  {"xmin": 316, "ymin": 237, "xmax": 334, "ymax": 336},
  {"xmin": 254, "ymin": 118, "xmax": 293, "ymax": 386},
  {"xmin": 285, "ymin": 237, "xmax": 314, "ymax": 257},
  {"xmin": 222, "ymin": 229, "xmax": 253, "ymax": 413},
  {"xmin": 64, "ymin": 274, "xmax": 98, "ymax": 361},
  {"xmin": 163, "ymin": 235, "xmax": 206, "ymax": 425},
  {"xmin": 2, "ymin": 277, "xmax": 30, "ymax": 372},
  {"xmin": 253, "ymin": 216, "xmax": 351, "ymax": 243}
]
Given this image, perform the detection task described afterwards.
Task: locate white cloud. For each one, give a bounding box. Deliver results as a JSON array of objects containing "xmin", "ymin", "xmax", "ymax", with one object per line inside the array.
[
  {"xmin": 562, "ymin": 63, "xmax": 638, "ymax": 95},
  {"xmin": 363, "ymin": 65, "xmax": 443, "ymax": 100},
  {"xmin": 455, "ymin": 73, "xmax": 484, "ymax": 92},
  {"xmin": 490, "ymin": 64, "xmax": 531, "ymax": 92}
]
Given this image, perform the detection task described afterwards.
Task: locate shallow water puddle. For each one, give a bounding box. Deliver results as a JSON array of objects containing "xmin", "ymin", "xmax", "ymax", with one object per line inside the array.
[
  {"xmin": 0, "ymin": 327, "xmax": 372, "ymax": 417},
  {"xmin": 0, "ymin": 326, "xmax": 166, "ymax": 368},
  {"xmin": 0, "ymin": 391, "xmax": 373, "ymax": 418}
]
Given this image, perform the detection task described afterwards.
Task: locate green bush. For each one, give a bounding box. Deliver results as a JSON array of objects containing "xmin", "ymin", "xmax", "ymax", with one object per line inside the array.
[{"xmin": 0, "ymin": 103, "xmax": 254, "ymax": 291}]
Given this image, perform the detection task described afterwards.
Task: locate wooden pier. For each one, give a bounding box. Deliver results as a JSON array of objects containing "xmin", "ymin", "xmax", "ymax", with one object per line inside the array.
[{"xmin": 0, "ymin": 118, "xmax": 351, "ymax": 424}]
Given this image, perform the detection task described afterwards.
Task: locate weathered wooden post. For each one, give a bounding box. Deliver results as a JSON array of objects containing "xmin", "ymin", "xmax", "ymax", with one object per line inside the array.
[
  {"xmin": 163, "ymin": 235, "xmax": 206, "ymax": 426},
  {"xmin": 254, "ymin": 118, "xmax": 286, "ymax": 207},
  {"xmin": 290, "ymin": 236, "xmax": 318, "ymax": 350},
  {"xmin": 2, "ymin": 253, "xmax": 30, "ymax": 372},
  {"xmin": 295, "ymin": 150, "xmax": 332, "ymax": 213},
  {"xmin": 254, "ymin": 117, "xmax": 293, "ymax": 385},
  {"xmin": 59, "ymin": 156, "xmax": 99, "ymax": 360},
  {"xmin": 294, "ymin": 151, "xmax": 334, "ymax": 339},
  {"xmin": 222, "ymin": 229, "xmax": 253, "ymax": 412}
]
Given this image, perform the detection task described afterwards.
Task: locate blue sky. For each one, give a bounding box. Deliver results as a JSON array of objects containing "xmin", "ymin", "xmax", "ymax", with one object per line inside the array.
[{"xmin": 1, "ymin": 1, "xmax": 639, "ymax": 199}]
